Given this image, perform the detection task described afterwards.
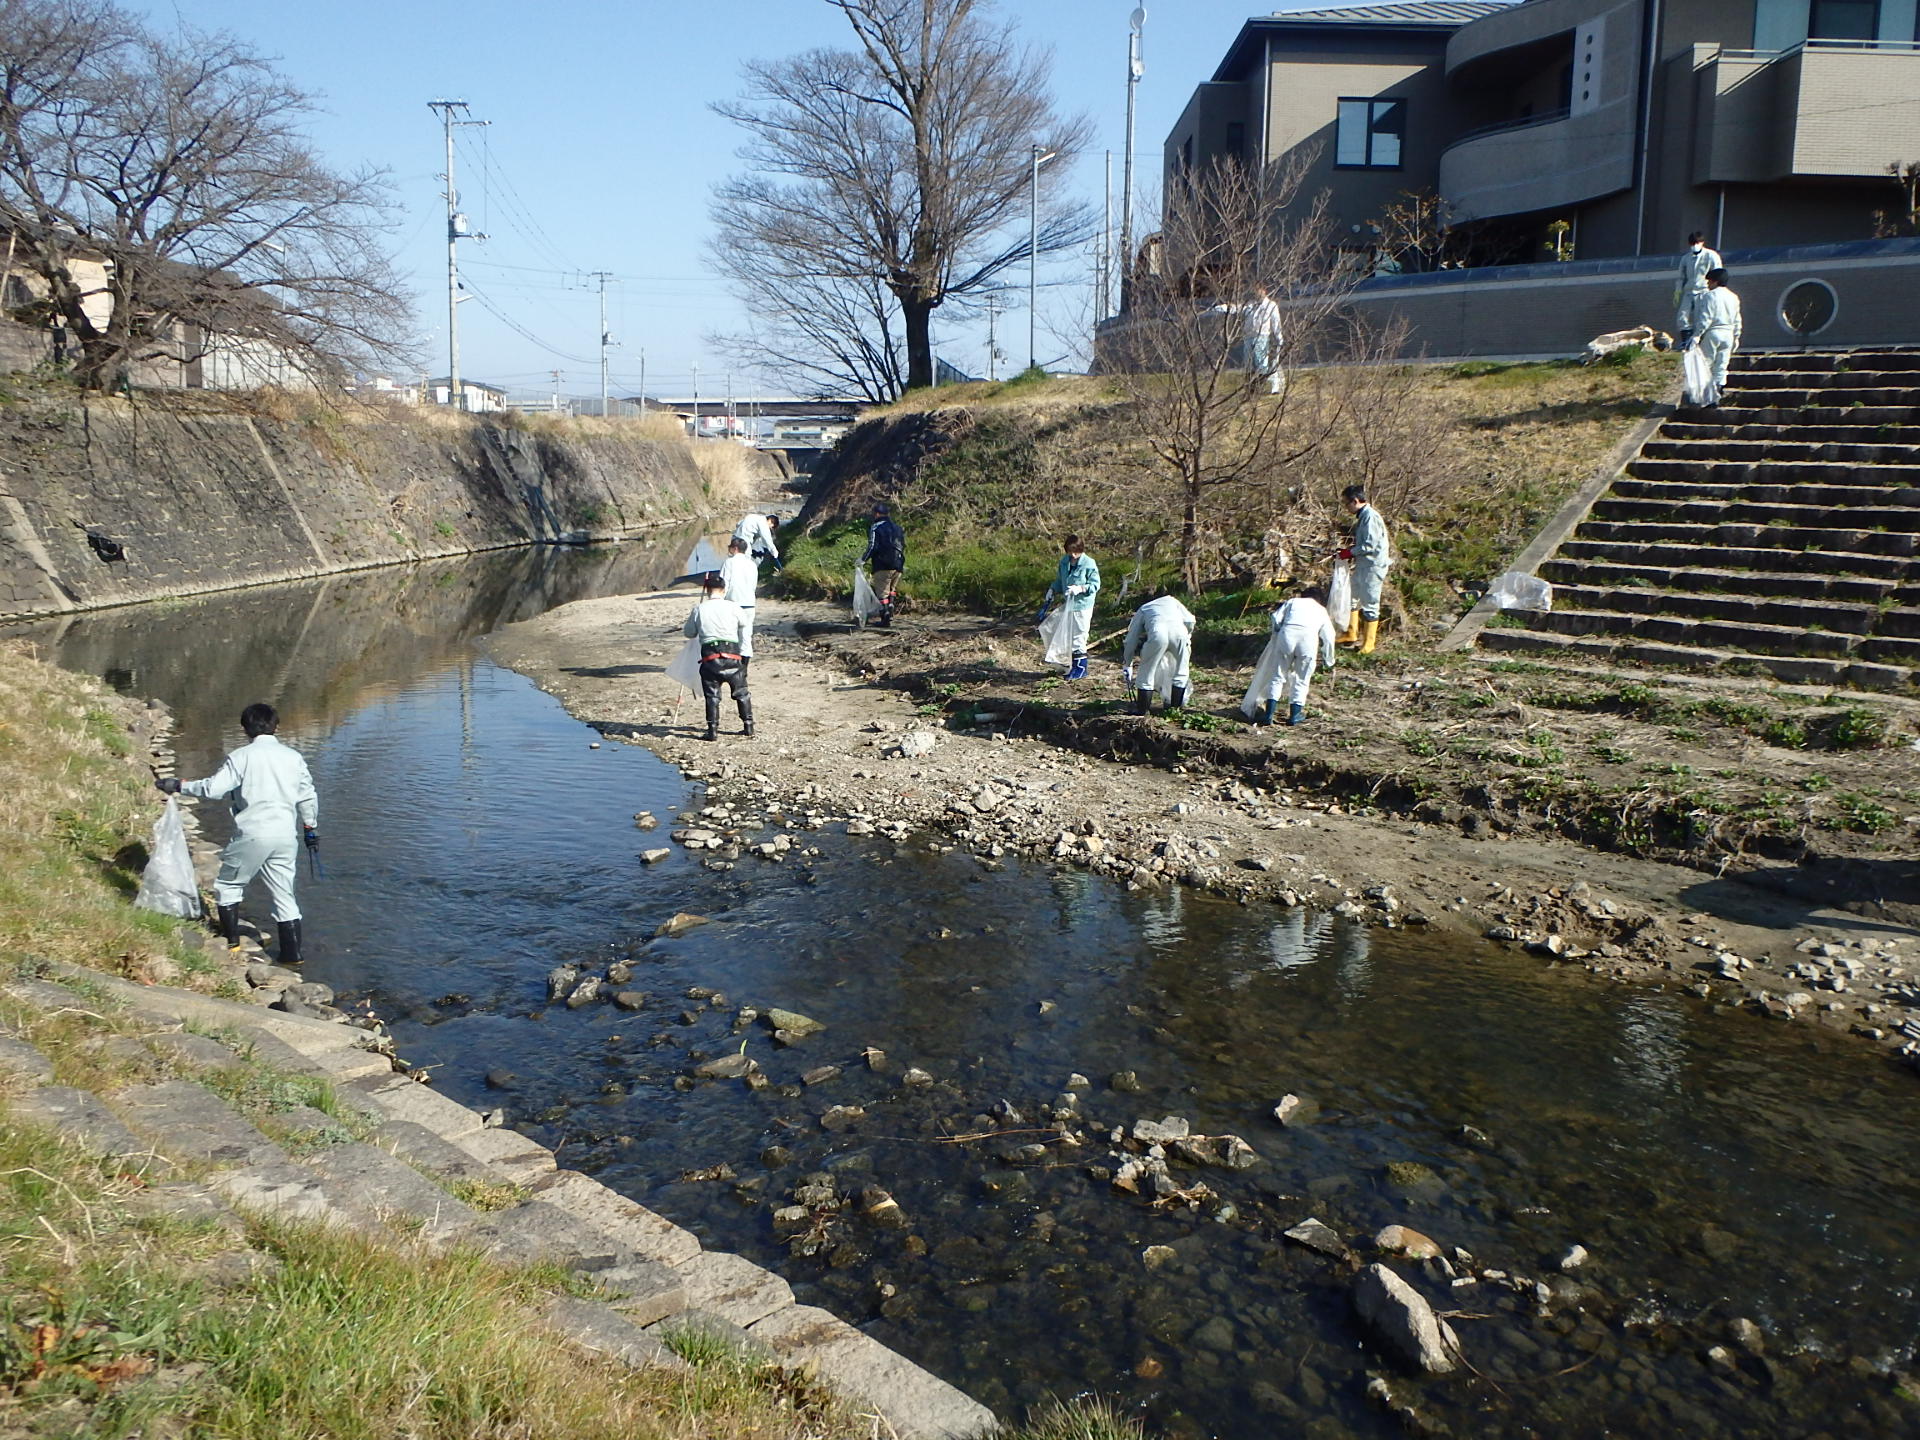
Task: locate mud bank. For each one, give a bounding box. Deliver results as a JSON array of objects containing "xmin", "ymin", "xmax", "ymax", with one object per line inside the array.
[{"xmin": 490, "ymin": 592, "xmax": 1920, "ymax": 1068}]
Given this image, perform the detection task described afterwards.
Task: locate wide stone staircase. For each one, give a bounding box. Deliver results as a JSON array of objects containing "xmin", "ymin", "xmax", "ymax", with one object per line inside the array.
[{"xmin": 1480, "ymin": 348, "xmax": 1920, "ymax": 690}]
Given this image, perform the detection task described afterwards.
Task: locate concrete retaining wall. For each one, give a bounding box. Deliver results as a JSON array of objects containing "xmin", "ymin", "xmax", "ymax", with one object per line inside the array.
[{"xmin": 0, "ymin": 391, "xmax": 710, "ymax": 623}]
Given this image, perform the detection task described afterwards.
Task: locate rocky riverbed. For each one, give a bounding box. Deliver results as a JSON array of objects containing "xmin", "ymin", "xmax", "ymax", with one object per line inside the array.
[{"xmin": 488, "ymin": 591, "xmax": 1920, "ymax": 1069}]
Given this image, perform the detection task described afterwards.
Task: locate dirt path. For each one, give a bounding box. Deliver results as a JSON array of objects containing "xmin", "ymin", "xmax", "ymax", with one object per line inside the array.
[{"xmin": 488, "ymin": 589, "xmax": 1920, "ymax": 1067}]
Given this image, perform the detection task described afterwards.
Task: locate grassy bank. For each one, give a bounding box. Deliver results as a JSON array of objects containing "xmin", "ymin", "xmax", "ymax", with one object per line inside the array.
[
  {"xmin": 0, "ymin": 641, "xmax": 1142, "ymax": 1440},
  {"xmin": 781, "ymin": 352, "xmax": 1673, "ymax": 646}
]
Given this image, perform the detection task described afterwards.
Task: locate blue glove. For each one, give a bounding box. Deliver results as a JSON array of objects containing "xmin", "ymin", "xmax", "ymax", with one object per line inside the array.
[
  {"xmin": 1036, "ymin": 600, "xmax": 1053, "ymax": 623},
  {"xmin": 154, "ymin": 777, "xmax": 180, "ymax": 795}
]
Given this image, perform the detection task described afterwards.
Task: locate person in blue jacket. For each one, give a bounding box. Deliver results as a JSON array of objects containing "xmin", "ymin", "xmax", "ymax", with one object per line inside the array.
[{"xmin": 1045, "ymin": 535, "xmax": 1101, "ymax": 679}]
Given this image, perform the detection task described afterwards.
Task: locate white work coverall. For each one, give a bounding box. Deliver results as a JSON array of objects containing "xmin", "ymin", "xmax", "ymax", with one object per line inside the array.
[
  {"xmin": 1266, "ymin": 596, "xmax": 1338, "ymax": 706},
  {"xmin": 1694, "ymin": 287, "xmax": 1742, "ymax": 391},
  {"xmin": 1350, "ymin": 504, "xmax": 1392, "ymax": 621},
  {"xmin": 182, "ymin": 735, "xmax": 317, "ymax": 923},
  {"xmin": 733, "ymin": 513, "xmax": 779, "ymax": 564},
  {"xmin": 1674, "ymin": 244, "xmax": 1722, "ymax": 332},
  {"xmin": 720, "ymin": 552, "xmax": 759, "ymax": 658},
  {"xmin": 1050, "ymin": 551, "xmax": 1101, "ymax": 659},
  {"xmin": 1122, "ymin": 596, "xmax": 1197, "ymax": 699}
]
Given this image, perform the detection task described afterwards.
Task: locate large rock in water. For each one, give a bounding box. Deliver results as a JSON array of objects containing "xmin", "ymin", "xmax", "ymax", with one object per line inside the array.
[
  {"xmin": 763, "ymin": 1008, "xmax": 825, "ymax": 1038},
  {"xmin": 1353, "ymin": 1264, "xmax": 1459, "ymax": 1375}
]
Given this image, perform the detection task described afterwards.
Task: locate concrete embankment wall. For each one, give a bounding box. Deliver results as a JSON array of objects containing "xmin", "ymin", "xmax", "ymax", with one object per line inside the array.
[{"xmin": 0, "ymin": 390, "xmax": 712, "ymax": 622}]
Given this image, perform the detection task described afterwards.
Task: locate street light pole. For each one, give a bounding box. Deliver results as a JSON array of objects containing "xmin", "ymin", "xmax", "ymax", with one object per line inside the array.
[
  {"xmin": 1029, "ymin": 145, "xmax": 1057, "ymax": 373},
  {"xmin": 1119, "ymin": 7, "xmax": 1145, "ymax": 313}
]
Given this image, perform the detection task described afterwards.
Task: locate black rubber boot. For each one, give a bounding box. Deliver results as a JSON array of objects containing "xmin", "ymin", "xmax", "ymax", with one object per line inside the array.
[
  {"xmin": 703, "ymin": 692, "xmax": 721, "ymax": 741},
  {"xmin": 1134, "ymin": 690, "xmax": 1151, "ymax": 716},
  {"xmin": 1171, "ymin": 686, "xmax": 1188, "ymax": 709},
  {"xmin": 275, "ymin": 919, "xmax": 303, "ymax": 966},
  {"xmin": 1261, "ymin": 699, "xmax": 1278, "ymax": 726},
  {"xmin": 739, "ymin": 696, "xmax": 754, "ymax": 738},
  {"xmin": 216, "ymin": 902, "xmax": 241, "ymax": 950}
]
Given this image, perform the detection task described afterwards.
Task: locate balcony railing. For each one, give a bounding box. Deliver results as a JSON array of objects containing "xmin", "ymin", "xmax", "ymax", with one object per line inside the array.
[
  {"xmin": 1442, "ymin": 106, "xmax": 1572, "ymax": 151},
  {"xmin": 1717, "ymin": 37, "xmax": 1920, "ymax": 61}
]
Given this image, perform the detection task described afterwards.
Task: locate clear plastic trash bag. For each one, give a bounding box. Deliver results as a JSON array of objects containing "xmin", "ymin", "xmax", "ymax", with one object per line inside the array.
[
  {"xmin": 1240, "ymin": 633, "xmax": 1286, "ymax": 720},
  {"xmin": 1327, "ymin": 559, "xmax": 1353, "ymax": 632},
  {"xmin": 665, "ymin": 635, "xmax": 702, "ymax": 691},
  {"xmin": 852, "ymin": 566, "xmax": 879, "ymax": 627},
  {"xmin": 1682, "ymin": 344, "xmax": 1717, "ymax": 407},
  {"xmin": 1485, "ymin": 571, "xmax": 1553, "ymax": 612},
  {"xmin": 134, "ymin": 797, "xmax": 202, "ymax": 919},
  {"xmin": 1038, "ymin": 605, "xmax": 1074, "ymax": 666}
]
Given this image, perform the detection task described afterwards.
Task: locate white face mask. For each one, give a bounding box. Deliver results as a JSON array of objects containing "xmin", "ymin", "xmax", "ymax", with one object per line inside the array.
[{"xmin": 1691, "ymin": 243, "xmax": 1704, "ymax": 252}]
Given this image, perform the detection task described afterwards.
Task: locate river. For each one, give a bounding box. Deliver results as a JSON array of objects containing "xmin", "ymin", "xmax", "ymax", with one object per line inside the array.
[{"xmin": 8, "ymin": 540, "xmax": 1918, "ymax": 1439}]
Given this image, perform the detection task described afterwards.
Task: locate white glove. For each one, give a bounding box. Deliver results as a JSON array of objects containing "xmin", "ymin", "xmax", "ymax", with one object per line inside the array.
[
  {"xmin": 1123, "ymin": 663, "xmax": 1136, "ymax": 686},
  {"xmin": 1067, "ymin": 584, "xmax": 1087, "ymax": 597}
]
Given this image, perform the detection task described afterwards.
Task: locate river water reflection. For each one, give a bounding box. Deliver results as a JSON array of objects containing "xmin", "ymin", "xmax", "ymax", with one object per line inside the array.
[{"xmin": 8, "ymin": 546, "xmax": 1918, "ymax": 1439}]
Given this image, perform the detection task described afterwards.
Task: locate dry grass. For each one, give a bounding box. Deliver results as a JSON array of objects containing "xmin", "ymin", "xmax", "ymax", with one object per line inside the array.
[{"xmin": 690, "ymin": 437, "xmax": 761, "ymax": 511}]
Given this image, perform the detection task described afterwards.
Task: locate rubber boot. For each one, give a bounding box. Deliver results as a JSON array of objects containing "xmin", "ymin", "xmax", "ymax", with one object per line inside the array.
[
  {"xmin": 275, "ymin": 919, "xmax": 303, "ymax": 967},
  {"xmin": 738, "ymin": 696, "xmax": 754, "ymax": 737},
  {"xmin": 1170, "ymin": 686, "xmax": 1188, "ymax": 710},
  {"xmin": 1288, "ymin": 703, "xmax": 1305, "ymax": 726},
  {"xmin": 1337, "ymin": 612, "xmax": 1362, "ymax": 646},
  {"xmin": 1261, "ymin": 699, "xmax": 1278, "ymax": 725},
  {"xmin": 1359, "ymin": 619, "xmax": 1381, "ymax": 655},
  {"xmin": 702, "ymin": 692, "xmax": 720, "ymax": 742},
  {"xmin": 216, "ymin": 902, "xmax": 241, "ymax": 951},
  {"xmin": 1133, "ymin": 689, "xmax": 1151, "ymax": 716}
]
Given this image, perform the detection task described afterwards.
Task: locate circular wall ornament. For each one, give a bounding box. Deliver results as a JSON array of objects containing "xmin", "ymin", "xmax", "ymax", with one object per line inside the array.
[{"xmin": 1777, "ymin": 278, "xmax": 1838, "ymax": 338}]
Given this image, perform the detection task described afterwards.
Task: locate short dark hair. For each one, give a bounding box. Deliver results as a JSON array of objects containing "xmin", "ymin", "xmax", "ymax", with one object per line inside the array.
[
  {"xmin": 872, "ymin": 501, "xmax": 890, "ymax": 516},
  {"xmin": 1688, "ymin": 231, "xmax": 1706, "ymax": 244},
  {"xmin": 1706, "ymin": 267, "xmax": 1729, "ymax": 286},
  {"xmin": 702, "ymin": 570, "xmax": 725, "ymax": 591},
  {"xmin": 240, "ymin": 703, "xmax": 278, "ymax": 737},
  {"xmin": 1062, "ymin": 534, "xmax": 1082, "ymax": 551},
  {"xmin": 728, "ymin": 536, "xmax": 747, "ymax": 552},
  {"xmin": 1342, "ymin": 485, "xmax": 1367, "ymax": 504},
  {"xmin": 1302, "ymin": 583, "xmax": 1327, "ymax": 604},
  {"xmin": 766, "ymin": 514, "xmax": 782, "ymax": 527}
]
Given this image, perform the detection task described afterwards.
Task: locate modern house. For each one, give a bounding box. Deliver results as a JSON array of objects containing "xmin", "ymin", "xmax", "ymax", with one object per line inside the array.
[
  {"xmin": 425, "ymin": 378, "xmax": 507, "ymax": 413},
  {"xmin": 1151, "ymin": 0, "xmax": 1920, "ymax": 354}
]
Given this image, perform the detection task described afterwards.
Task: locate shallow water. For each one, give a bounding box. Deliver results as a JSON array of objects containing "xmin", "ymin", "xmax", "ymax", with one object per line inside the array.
[{"xmin": 10, "ymin": 547, "xmax": 1919, "ymax": 1439}]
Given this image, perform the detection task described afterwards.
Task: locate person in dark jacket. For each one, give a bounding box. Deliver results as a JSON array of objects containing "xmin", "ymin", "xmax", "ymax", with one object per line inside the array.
[{"xmin": 859, "ymin": 502, "xmax": 907, "ymax": 627}]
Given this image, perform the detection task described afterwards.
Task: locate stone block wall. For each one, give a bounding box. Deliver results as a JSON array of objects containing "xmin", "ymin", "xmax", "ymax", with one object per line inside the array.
[{"xmin": 0, "ymin": 392, "xmax": 710, "ymax": 621}]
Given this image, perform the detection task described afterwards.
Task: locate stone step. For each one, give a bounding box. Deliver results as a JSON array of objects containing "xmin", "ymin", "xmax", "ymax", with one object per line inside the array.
[
  {"xmin": 1557, "ymin": 537, "xmax": 1915, "ymax": 579},
  {"xmin": 1699, "ymin": 405, "xmax": 1920, "ymax": 426},
  {"xmin": 524, "ymin": 1169, "xmax": 704, "ymax": 1268},
  {"xmin": 1574, "ymin": 518, "xmax": 1920, "ymax": 558},
  {"xmin": 1611, "ymin": 478, "xmax": 1915, "ymax": 508},
  {"xmin": 1736, "ymin": 350, "xmax": 1920, "ymax": 373},
  {"xmin": 1628, "ymin": 458, "xmax": 1920, "ymax": 487},
  {"xmin": 544, "ymin": 1297, "xmax": 682, "ymax": 1372},
  {"xmin": 1660, "ymin": 422, "xmax": 1920, "ymax": 445},
  {"xmin": 1589, "ymin": 497, "xmax": 1920, "ymax": 531},
  {"xmin": 1524, "ymin": 607, "xmax": 1861, "ymax": 658},
  {"xmin": 1704, "ymin": 387, "xmax": 1920, "ymax": 408},
  {"xmin": 1477, "ymin": 627, "xmax": 1918, "ymax": 690},
  {"xmin": 113, "ymin": 1079, "xmax": 288, "ymax": 1168},
  {"xmin": 10, "ymin": 1085, "xmax": 163, "ymax": 1170},
  {"xmin": 1550, "ymin": 583, "xmax": 1882, "ymax": 634},
  {"xmin": 0, "ymin": 1033, "xmax": 56, "ymax": 1086},
  {"xmin": 304, "ymin": 1141, "xmax": 482, "ymax": 1242},
  {"xmin": 340, "ymin": 1074, "xmax": 487, "ymax": 1142},
  {"xmin": 1724, "ymin": 370, "xmax": 1920, "ymax": 391},
  {"xmin": 1537, "ymin": 557, "xmax": 1915, "ymax": 605},
  {"xmin": 1641, "ymin": 438, "xmax": 1920, "ymax": 466}
]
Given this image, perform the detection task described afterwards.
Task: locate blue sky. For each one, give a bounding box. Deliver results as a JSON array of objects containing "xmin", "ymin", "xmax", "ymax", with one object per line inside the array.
[{"xmin": 131, "ymin": 1, "xmax": 1290, "ymax": 398}]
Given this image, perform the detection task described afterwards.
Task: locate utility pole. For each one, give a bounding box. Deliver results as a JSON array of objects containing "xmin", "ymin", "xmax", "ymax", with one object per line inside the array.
[
  {"xmin": 638, "ymin": 348, "xmax": 646, "ymax": 412},
  {"xmin": 1100, "ymin": 149, "xmax": 1113, "ymax": 321},
  {"xmin": 549, "ymin": 369, "xmax": 563, "ymax": 414},
  {"xmin": 585, "ymin": 271, "xmax": 615, "ymax": 417},
  {"xmin": 984, "ymin": 294, "xmax": 1003, "ymax": 381},
  {"xmin": 1119, "ymin": 8, "xmax": 1145, "ymax": 314},
  {"xmin": 429, "ymin": 100, "xmax": 488, "ymax": 410},
  {"xmin": 691, "ymin": 361, "xmax": 700, "ymax": 437},
  {"xmin": 1029, "ymin": 145, "xmax": 1057, "ymax": 373}
]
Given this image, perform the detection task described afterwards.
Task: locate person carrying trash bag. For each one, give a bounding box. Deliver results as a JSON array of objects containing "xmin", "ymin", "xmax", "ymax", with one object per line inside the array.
[
  {"xmin": 1241, "ymin": 584, "xmax": 1337, "ymax": 726},
  {"xmin": 155, "ymin": 703, "xmax": 317, "ymax": 965},
  {"xmin": 1121, "ymin": 590, "xmax": 1197, "ymax": 715},
  {"xmin": 1040, "ymin": 535, "xmax": 1101, "ymax": 679},
  {"xmin": 684, "ymin": 570, "xmax": 753, "ymax": 741},
  {"xmin": 733, "ymin": 511, "xmax": 783, "ymax": 571},
  {"xmin": 1336, "ymin": 485, "xmax": 1391, "ymax": 654},
  {"xmin": 720, "ymin": 536, "xmax": 760, "ymax": 668},
  {"xmin": 1690, "ymin": 268, "xmax": 1742, "ymax": 407},
  {"xmin": 859, "ymin": 502, "xmax": 906, "ymax": 627}
]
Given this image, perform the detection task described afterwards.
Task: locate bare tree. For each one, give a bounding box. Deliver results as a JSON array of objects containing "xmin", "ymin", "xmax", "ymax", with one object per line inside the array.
[
  {"xmin": 708, "ymin": 242, "xmax": 906, "ymax": 403},
  {"xmin": 0, "ymin": 0, "xmax": 411, "ymax": 391},
  {"xmin": 712, "ymin": 0, "xmax": 1089, "ymax": 395},
  {"xmin": 1101, "ymin": 157, "xmax": 1358, "ymax": 590}
]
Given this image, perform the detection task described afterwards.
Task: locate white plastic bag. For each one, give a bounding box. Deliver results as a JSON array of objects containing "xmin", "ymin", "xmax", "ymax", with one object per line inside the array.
[
  {"xmin": 1485, "ymin": 571, "xmax": 1553, "ymax": 612},
  {"xmin": 134, "ymin": 797, "xmax": 201, "ymax": 919},
  {"xmin": 1682, "ymin": 344, "xmax": 1717, "ymax": 407},
  {"xmin": 1327, "ymin": 560, "xmax": 1353, "ymax": 633},
  {"xmin": 852, "ymin": 566, "xmax": 878, "ymax": 627},
  {"xmin": 1038, "ymin": 605, "xmax": 1074, "ymax": 666},
  {"xmin": 1239, "ymin": 632, "xmax": 1285, "ymax": 720},
  {"xmin": 664, "ymin": 635, "xmax": 702, "ymax": 691}
]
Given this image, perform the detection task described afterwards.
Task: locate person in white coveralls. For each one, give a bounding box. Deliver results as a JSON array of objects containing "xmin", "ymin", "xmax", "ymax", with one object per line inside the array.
[
  {"xmin": 156, "ymin": 703, "xmax": 317, "ymax": 965},
  {"xmin": 720, "ymin": 536, "xmax": 760, "ymax": 667},
  {"xmin": 1690, "ymin": 269, "xmax": 1742, "ymax": 401},
  {"xmin": 1121, "ymin": 591, "xmax": 1197, "ymax": 715},
  {"xmin": 1674, "ymin": 231, "xmax": 1722, "ymax": 345},
  {"xmin": 733, "ymin": 511, "xmax": 782, "ymax": 570},
  {"xmin": 1261, "ymin": 584, "xmax": 1338, "ymax": 727}
]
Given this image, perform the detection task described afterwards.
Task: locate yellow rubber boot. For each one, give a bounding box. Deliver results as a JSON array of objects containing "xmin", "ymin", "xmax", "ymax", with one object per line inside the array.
[
  {"xmin": 1359, "ymin": 619, "xmax": 1380, "ymax": 654},
  {"xmin": 1337, "ymin": 612, "xmax": 1362, "ymax": 646}
]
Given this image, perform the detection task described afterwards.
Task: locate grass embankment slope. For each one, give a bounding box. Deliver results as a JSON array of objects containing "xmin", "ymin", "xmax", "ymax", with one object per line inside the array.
[{"xmin": 0, "ymin": 639, "xmax": 1134, "ymax": 1440}]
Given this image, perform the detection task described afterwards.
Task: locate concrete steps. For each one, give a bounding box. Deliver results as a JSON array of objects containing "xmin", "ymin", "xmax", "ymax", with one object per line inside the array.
[
  {"xmin": 1486, "ymin": 347, "xmax": 1920, "ymax": 691},
  {"xmin": 2, "ymin": 973, "xmax": 994, "ymax": 1440}
]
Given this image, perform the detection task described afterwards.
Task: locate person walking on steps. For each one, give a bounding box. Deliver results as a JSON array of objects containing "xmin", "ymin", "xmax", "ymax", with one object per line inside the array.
[
  {"xmin": 860, "ymin": 502, "xmax": 907, "ymax": 627},
  {"xmin": 684, "ymin": 571, "xmax": 754, "ymax": 741},
  {"xmin": 1121, "ymin": 590, "xmax": 1197, "ymax": 715},
  {"xmin": 733, "ymin": 511, "xmax": 783, "ymax": 571},
  {"xmin": 1337, "ymin": 485, "xmax": 1391, "ymax": 655},
  {"xmin": 1046, "ymin": 535, "xmax": 1101, "ymax": 679},
  {"xmin": 1262, "ymin": 584, "xmax": 1338, "ymax": 726},
  {"xmin": 1691, "ymin": 268, "xmax": 1742, "ymax": 406},
  {"xmin": 720, "ymin": 537, "xmax": 759, "ymax": 670},
  {"xmin": 1674, "ymin": 231, "xmax": 1722, "ymax": 349},
  {"xmin": 155, "ymin": 703, "xmax": 317, "ymax": 965}
]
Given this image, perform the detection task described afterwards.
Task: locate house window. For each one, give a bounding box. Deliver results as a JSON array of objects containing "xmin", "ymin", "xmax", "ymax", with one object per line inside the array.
[
  {"xmin": 1810, "ymin": 0, "xmax": 1878, "ymax": 38},
  {"xmin": 1335, "ymin": 98, "xmax": 1404, "ymax": 169}
]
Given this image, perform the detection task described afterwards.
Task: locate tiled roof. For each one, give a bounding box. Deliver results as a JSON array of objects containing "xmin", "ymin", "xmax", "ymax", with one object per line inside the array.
[{"xmin": 1262, "ymin": 2, "xmax": 1513, "ymax": 26}]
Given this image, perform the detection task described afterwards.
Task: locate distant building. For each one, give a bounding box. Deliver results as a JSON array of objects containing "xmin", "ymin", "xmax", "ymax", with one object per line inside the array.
[{"xmin": 424, "ymin": 377, "xmax": 507, "ymax": 412}]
